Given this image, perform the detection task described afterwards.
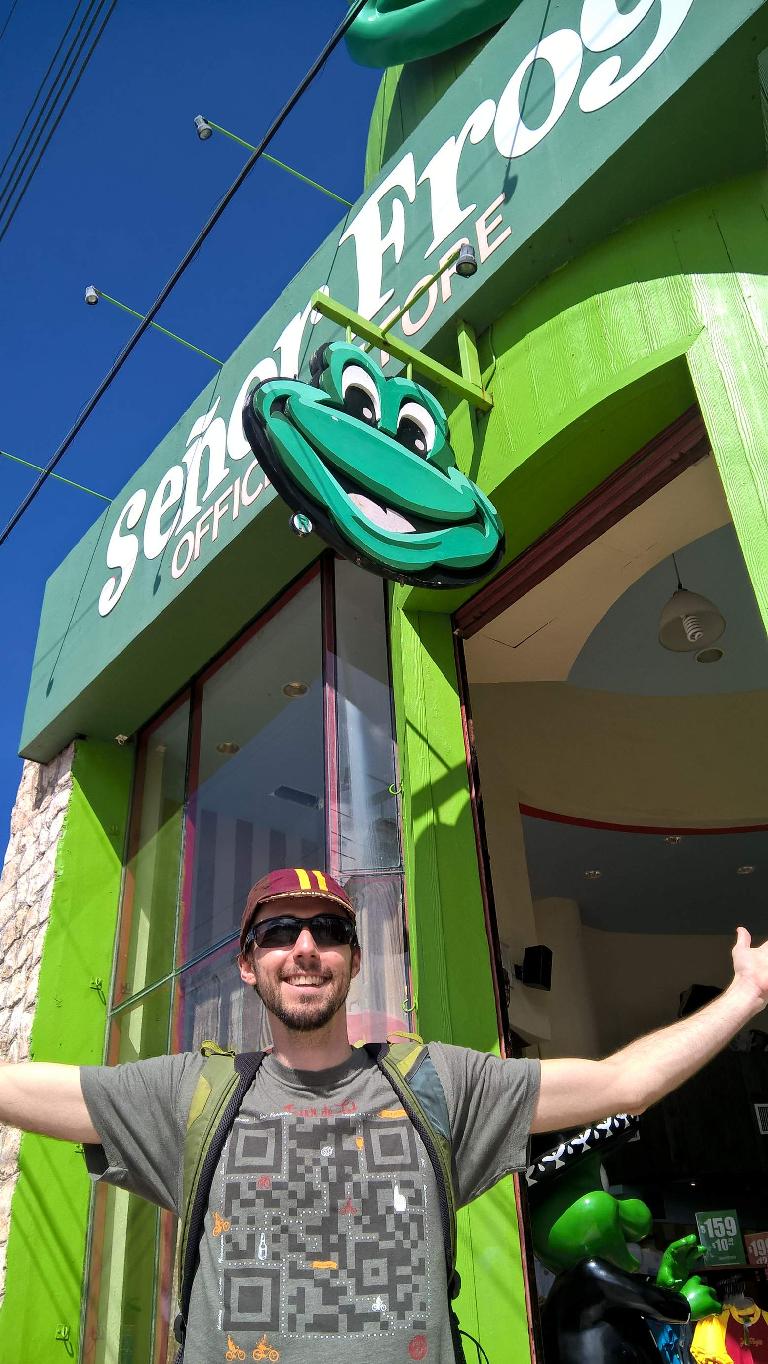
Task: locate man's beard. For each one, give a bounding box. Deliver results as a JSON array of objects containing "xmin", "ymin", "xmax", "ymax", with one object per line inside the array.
[{"xmin": 252, "ymin": 963, "xmax": 353, "ymax": 1033}]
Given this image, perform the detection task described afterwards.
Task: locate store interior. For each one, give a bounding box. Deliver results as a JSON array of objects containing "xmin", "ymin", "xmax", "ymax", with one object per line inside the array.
[{"xmin": 464, "ymin": 450, "xmax": 768, "ymax": 1335}]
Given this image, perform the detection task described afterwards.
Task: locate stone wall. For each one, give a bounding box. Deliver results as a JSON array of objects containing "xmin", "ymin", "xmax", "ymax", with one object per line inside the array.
[{"xmin": 0, "ymin": 746, "xmax": 74, "ymax": 1299}]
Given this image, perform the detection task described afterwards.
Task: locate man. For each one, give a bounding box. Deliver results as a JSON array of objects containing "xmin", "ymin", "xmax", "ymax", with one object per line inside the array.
[{"xmin": 1, "ymin": 866, "xmax": 767, "ymax": 1364}]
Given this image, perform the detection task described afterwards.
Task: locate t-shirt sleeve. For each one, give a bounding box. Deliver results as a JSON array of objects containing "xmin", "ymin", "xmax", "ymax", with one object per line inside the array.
[
  {"xmin": 79, "ymin": 1052, "xmax": 204, "ymax": 1216},
  {"xmin": 428, "ymin": 1042, "xmax": 541, "ymax": 1207}
]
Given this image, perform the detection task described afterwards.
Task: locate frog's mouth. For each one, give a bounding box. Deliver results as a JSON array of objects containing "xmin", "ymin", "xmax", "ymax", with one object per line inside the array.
[
  {"xmin": 348, "ymin": 492, "xmax": 416, "ymax": 534},
  {"xmin": 243, "ymin": 376, "xmax": 504, "ymax": 589}
]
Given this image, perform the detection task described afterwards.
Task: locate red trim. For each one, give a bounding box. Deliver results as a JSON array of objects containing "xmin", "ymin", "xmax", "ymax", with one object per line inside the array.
[
  {"xmin": 152, "ymin": 1210, "xmax": 176, "ymax": 1364},
  {"xmin": 456, "ymin": 406, "xmax": 709, "ymax": 638},
  {"xmin": 519, "ymin": 804, "xmax": 768, "ymax": 835}
]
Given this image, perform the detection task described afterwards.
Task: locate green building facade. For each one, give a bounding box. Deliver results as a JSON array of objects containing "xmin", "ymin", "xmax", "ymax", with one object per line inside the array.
[{"xmin": 3, "ymin": 2, "xmax": 768, "ymax": 1359}]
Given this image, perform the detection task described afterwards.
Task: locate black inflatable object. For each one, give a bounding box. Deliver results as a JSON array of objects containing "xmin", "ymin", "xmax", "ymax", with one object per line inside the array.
[{"xmin": 541, "ymin": 1258, "xmax": 690, "ymax": 1364}]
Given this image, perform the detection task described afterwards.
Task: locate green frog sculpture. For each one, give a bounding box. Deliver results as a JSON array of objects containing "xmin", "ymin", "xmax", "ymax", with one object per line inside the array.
[
  {"xmin": 346, "ymin": 0, "xmax": 520, "ymax": 67},
  {"xmin": 242, "ymin": 340, "xmax": 504, "ymax": 588},
  {"xmin": 526, "ymin": 1115, "xmax": 721, "ymax": 1364}
]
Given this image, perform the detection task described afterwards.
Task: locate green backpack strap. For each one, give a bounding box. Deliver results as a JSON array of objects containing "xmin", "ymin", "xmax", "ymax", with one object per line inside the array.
[
  {"xmin": 175, "ymin": 1044, "xmax": 267, "ymax": 1358},
  {"xmin": 368, "ymin": 1040, "xmax": 459, "ymax": 1300}
]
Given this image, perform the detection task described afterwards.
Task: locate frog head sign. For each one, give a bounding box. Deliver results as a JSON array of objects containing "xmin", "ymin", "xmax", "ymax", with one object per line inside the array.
[{"xmin": 242, "ymin": 342, "xmax": 504, "ymax": 589}]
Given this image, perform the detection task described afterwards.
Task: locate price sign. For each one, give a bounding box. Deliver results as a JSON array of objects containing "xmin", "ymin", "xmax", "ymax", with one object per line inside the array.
[
  {"xmin": 745, "ymin": 1233, "xmax": 768, "ymax": 1268},
  {"xmin": 696, "ymin": 1210, "xmax": 745, "ymax": 1267}
]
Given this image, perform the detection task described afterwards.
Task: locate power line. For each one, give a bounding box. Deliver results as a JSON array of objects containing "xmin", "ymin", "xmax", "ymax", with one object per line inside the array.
[
  {"xmin": 0, "ymin": 0, "xmax": 98, "ymax": 206},
  {"xmin": 0, "ymin": 0, "xmax": 367, "ymax": 549},
  {"xmin": 0, "ymin": 0, "xmax": 21, "ymax": 50},
  {"xmin": 0, "ymin": 0, "xmax": 108, "ymax": 230},
  {"xmin": 0, "ymin": 447, "xmax": 111, "ymax": 501},
  {"xmin": 0, "ymin": 0, "xmax": 118, "ymax": 244},
  {"xmin": 0, "ymin": 0, "xmax": 87, "ymax": 186}
]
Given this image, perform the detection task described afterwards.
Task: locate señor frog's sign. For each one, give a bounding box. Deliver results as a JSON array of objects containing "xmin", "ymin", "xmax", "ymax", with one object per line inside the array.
[
  {"xmin": 243, "ymin": 342, "xmax": 504, "ymax": 587},
  {"xmin": 22, "ymin": 0, "xmax": 766, "ymax": 756},
  {"xmin": 96, "ymin": 0, "xmax": 701, "ymax": 618}
]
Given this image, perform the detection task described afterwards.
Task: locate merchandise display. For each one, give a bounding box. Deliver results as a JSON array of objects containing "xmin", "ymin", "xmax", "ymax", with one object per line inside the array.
[{"xmin": 526, "ymin": 1119, "xmax": 721, "ymax": 1364}]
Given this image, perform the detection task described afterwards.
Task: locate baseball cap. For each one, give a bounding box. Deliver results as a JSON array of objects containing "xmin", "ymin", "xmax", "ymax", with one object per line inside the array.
[{"xmin": 239, "ymin": 867, "xmax": 356, "ymax": 951}]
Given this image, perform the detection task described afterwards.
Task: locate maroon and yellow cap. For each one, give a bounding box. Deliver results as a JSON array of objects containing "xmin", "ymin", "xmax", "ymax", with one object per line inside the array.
[{"xmin": 239, "ymin": 867, "xmax": 356, "ymax": 950}]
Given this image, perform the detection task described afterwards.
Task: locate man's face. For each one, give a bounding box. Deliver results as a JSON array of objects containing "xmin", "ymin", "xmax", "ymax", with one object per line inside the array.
[{"xmin": 238, "ymin": 898, "xmax": 361, "ymax": 1033}]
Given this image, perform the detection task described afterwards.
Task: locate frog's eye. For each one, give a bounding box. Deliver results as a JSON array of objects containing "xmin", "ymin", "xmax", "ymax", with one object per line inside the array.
[
  {"xmin": 396, "ymin": 400, "xmax": 435, "ymax": 457},
  {"xmin": 341, "ymin": 364, "xmax": 381, "ymax": 426}
]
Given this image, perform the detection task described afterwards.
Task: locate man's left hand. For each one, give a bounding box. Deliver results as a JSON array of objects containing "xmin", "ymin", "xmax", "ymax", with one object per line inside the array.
[{"xmin": 731, "ymin": 927, "xmax": 768, "ymax": 1010}]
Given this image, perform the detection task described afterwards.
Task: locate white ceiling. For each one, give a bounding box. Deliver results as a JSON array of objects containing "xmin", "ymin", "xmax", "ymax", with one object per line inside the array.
[{"xmin": 465, "ymin": 456, "xmax": 731, "ymax": 684}]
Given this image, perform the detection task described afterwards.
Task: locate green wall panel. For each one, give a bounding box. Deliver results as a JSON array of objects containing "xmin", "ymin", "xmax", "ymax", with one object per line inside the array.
[
  {"xmin": 0, "ymin": 740, "xmax": 132, "ymax": 1362},
  {"xmin": 389, "ymin": 602, "xmax": 532, "ymax": 1364}
]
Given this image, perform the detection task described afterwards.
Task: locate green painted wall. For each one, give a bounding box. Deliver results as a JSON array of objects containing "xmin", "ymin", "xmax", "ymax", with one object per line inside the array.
[
  {"xmin": 0, "ymin": 740, "xmax": 132, "ymax": 1361},
  {"xmin": 389, "ymin": 603, "xmax": 531, "ymax": 1364}
]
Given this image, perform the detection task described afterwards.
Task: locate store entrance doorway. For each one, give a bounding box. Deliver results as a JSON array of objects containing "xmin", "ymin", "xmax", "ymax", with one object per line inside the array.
[{"xmin": 457, "ymin": 412, "xmax": 768, "ymax": 1352}]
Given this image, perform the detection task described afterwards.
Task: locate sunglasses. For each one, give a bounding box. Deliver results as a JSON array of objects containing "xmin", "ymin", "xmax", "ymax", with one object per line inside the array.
[{"xmin": 244, "ymin": 912, "xmax": 358, "ymax": 951}]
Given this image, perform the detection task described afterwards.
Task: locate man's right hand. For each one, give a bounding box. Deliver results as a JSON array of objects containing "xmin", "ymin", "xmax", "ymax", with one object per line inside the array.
[{"xmin": 0, "ymin": 1063, "xmax": 100, "ymax": 1143}]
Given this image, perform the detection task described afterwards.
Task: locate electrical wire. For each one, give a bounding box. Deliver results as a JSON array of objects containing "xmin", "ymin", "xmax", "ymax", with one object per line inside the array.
[
  {"xmin": 0, "ymin": 0, "xmax": 86, "ymax": 186},
  {"xmin": 0, "ymin": 0, "xmax": 100, "ymax": 209},
  {"xmin": 0, "ymin": 0, "xmax": 109, "ymax": 231},
  {"xmin": 0, "ymin": 0, "xmax": 368, "ymax": 548},
  {"xmin": 0, "ymin": 0, "xmax": 20, "ymax": 49},
  {"xmin": 0, "ymin": 2, "xmax": 116, "ymax": 244}
]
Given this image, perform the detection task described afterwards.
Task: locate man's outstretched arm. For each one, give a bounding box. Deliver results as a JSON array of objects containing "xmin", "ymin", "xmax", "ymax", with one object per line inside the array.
[
  {"xmin": 0, "ymin": 1063, "xmax": 99, "ymax": 1143},
  {"xmin": 532, "ymin": 926, "xmax": 767, "ymax": 1133}
]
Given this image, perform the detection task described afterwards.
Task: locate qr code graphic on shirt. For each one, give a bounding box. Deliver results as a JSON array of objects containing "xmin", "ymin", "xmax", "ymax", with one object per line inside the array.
[{"xmin": 216, "ymin": 1110, "xmax": 429, "ymax": 1336}]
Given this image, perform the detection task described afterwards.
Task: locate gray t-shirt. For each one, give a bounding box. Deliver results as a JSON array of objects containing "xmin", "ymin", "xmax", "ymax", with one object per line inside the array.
[{"xmin": 81, "ymin": 1044, "xmax": 539, "ymax": 1363}]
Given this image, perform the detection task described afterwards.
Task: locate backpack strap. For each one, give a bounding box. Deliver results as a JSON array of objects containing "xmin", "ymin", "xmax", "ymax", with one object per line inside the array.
[
  {"xmin": 175, "ymin": 1046, "xmax": 267, "ymax": 1358},
  {"xmin": 367, "ymin": 1041, "xmax": 459, "ymax": 1301}
]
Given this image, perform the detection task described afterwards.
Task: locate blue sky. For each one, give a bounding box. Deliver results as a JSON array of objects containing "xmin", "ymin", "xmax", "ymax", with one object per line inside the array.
[{"xmin": 0, "ymin": 1, "xmax": 380, "ymax": 849}]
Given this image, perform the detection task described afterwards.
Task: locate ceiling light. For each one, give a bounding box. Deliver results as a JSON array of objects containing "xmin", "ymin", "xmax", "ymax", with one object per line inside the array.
[
  {"xmin": 455, "ymin": 242, "xmax": 478, "ymax": 277},
  {"xmin": 194, "ymin": 114, "xmax": 213, "ymax": 141},
  {"xmin": 696, "ymin": 647, "xmax": 724, "ymax": 664},
  {"xmin": 665, "ymin": 834, "xmax": 683, "ymax": 845},
  {"xmin": 737, "ymin": 865, "xmax": 755, "ymax": 876},
  {"xmin": 216, "ymin": 740, "xmax": 240, "ymax": 755},
  {"xmin": 282, "ymin": 680, "xmax": 309, "ymax": 698},
  {"xmin": 658, "ymin": 555, "xmax": 725, "ymax": 653},
  {"xmin": 584, "ymin": 869, "xmax": 602, "ymax": 880},
  {"xmin": 271, "ymin": 785, "xmax": 321, "ymax": 808}
]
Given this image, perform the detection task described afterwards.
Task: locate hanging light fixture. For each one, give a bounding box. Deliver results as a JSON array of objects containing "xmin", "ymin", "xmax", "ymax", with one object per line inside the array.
[{"xmin": 658, "ymin": 554, "xmax": 726, "ymax": 653}]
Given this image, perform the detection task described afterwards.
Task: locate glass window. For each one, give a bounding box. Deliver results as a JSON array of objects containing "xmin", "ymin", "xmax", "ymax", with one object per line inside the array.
[
  {"xmin": 332, "ymin": 559, "xmax": 401, "ymax": 874},
  {"xmin": 114, "ymin": 698, "xmax": 189, "ymax": 1008},
  {"xmin": 84, "ymin": 559, "xmax": 411, "ymax": 1363},
  {"xmin": 172, "ymin": 938, "xmax": 271, "ymax": 1054},
  {"xmin": 181, "ymin": 576, "xmax": 325, "ymax": 962}
]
